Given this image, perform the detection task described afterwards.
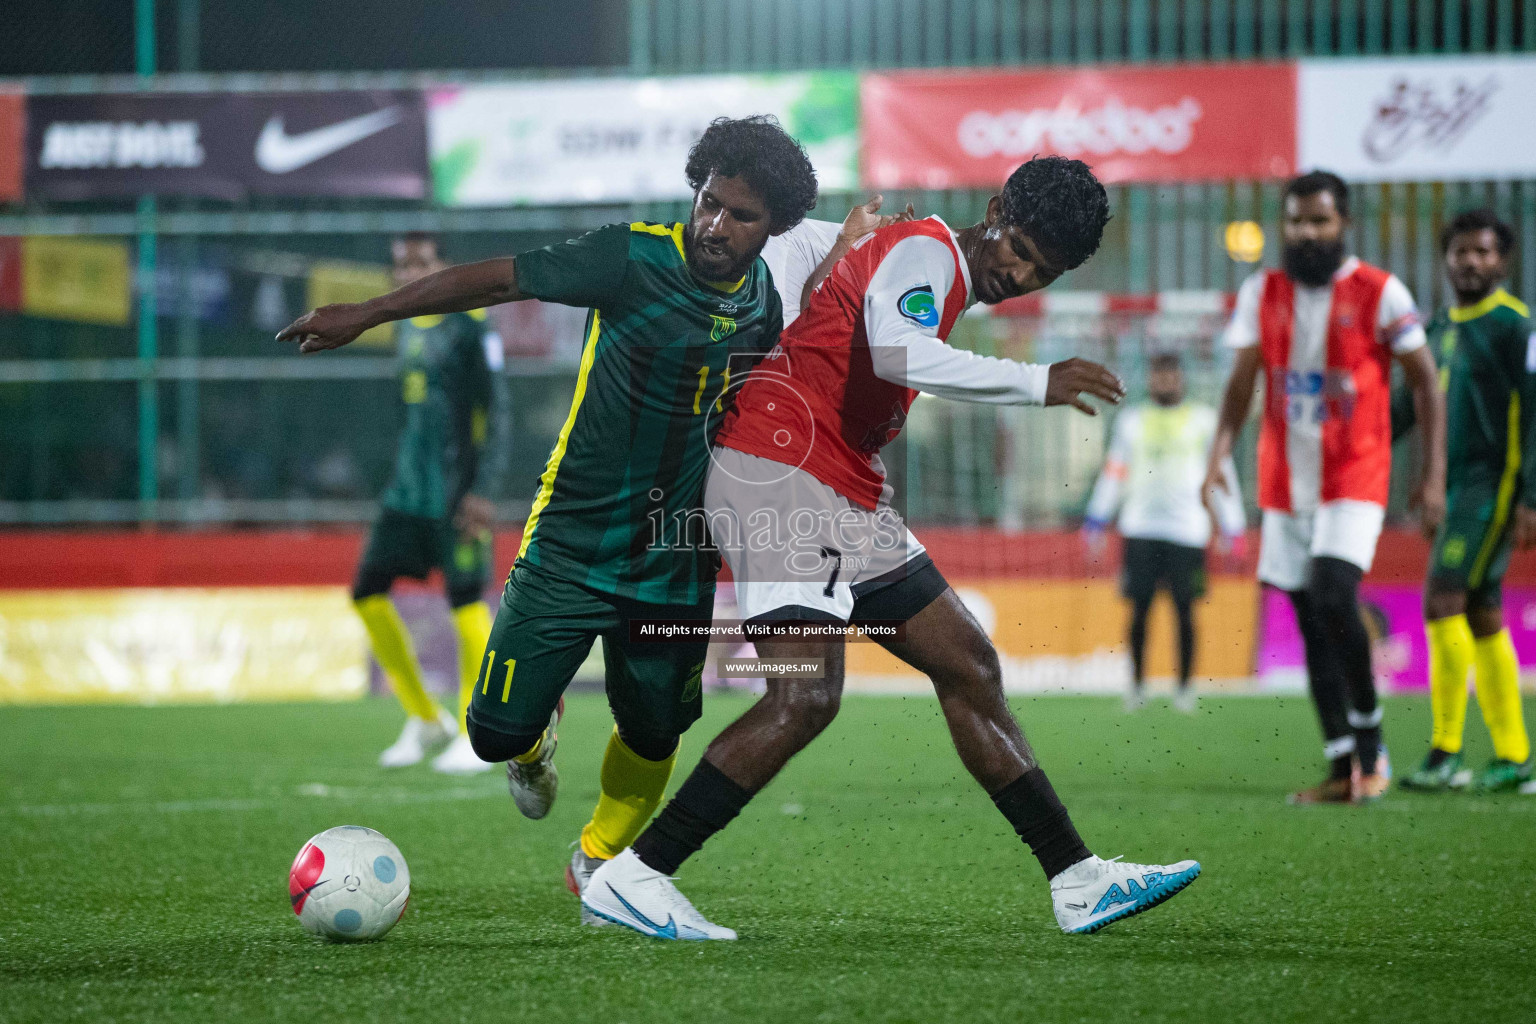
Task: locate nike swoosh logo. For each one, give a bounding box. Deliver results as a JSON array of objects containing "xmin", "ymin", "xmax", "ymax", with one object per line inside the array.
[
  {"xmin": 255, "ymin": 106, "xmax": 403, "ymax": 174},
  {"xmin": 1065, "ymin": 901, "xmax": 1088, "ymax": 911},
  {"xmin": 606, "ymin": 883, "xmax": 678, "ymax": 940}
]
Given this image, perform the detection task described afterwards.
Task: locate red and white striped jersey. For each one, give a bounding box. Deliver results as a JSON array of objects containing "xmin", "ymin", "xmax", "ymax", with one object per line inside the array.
[
  {"xmin": 715, "ymin": 216, "xmax": 1049, "ymax": 509},
  {"xmin": 1223, "ymin": 257, "xmax": 1426, "ymax": 513}
]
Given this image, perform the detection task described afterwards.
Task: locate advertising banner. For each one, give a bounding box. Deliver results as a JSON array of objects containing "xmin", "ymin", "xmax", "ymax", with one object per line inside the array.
[
  {"xmin": 428, "ymin": 73, "xmax": 857, "ymax": 206},
  {"xmin": 0, "ymin": 587, "xmax": 366, "ymax": 705},
  {"xmin": 21, "ymin": 235, "xmax": 131, "ymax": 326},
  {"xmin": 0, "ymin": 90, "xmax": 22, "ymax": 203},
  {"xmin": 1298, "ymin": 55, "xmax": 1536, "ymax": 182},
  {"xmin": 26, "ymin": 91, "xmax": 427, "ymax": 201},
  {"xmin": 861, "ymin": 62, "xmax": 1296, "ymax": 189},
  {"xmin": 0, "ymin": 236, "xmax": 19, "ymax": 312}
]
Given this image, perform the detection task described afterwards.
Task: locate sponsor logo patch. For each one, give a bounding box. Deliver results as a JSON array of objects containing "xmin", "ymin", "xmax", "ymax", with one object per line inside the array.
[{"xmin": 898, "ymin": 285, "xmax": 939, "ymax": 328}]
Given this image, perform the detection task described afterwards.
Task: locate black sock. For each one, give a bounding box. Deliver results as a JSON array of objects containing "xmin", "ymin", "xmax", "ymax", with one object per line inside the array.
[
  {"xmin": 1329, "ymin": 754, "xmax": 1354, "ymax": 781},
  {"xmin": 1425, "ymin": 747, "xmax": 1451, "ymax": 769},
  {"xmin": 990, "ymin": 768, "xmax": 1093, "ymax": 880},
  {"xmin": 631, "ymin": 759, "xmax": 754, "ymax": 876},
  {"xmin": 1355, "ymin": 726, "xmax": 1382, "ymax": 775}
]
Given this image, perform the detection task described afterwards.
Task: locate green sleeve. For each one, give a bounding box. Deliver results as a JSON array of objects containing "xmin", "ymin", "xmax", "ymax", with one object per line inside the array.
[{"xmin": 513, "ymin": 223, "xmax": 630, "ymax": 309}]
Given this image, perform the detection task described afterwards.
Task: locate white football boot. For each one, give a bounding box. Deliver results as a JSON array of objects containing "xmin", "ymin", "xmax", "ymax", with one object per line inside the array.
[
  {"xmin": 564, "ymin": 843, "xmax": 611, "ymax": 927},
  {"xmin": 1173, "ymin": 688, "xmax": 1197, "ymax": 715},
  {"xmin": 580, "ymin": 848, "xmax": 736, "ymax": 941},
  {"xmin": 506, "ymin": 702, "xmax": 562, "ymax": 819},
  {"xmin": 431, "ymin": 731, "xmax": 494, "ymax": 775},
  {"xmin": 378, "ymin": 710, "xmax": 455, "ymax": 768},
  {"xmin": 1051, "ymin": 854, "xmax": 1201, "ymax": 935}
]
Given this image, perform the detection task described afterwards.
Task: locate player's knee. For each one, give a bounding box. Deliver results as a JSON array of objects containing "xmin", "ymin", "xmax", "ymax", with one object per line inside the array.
[
  {"xmin": 616, "ymin": 724, "xmax": 680, "ymax": 762},
  {"xmin": 775, "ymin": 681, "xmax": 841, "ymax": 737},
  {"xmin": 465, "ymin": 720, "xmax": 541, "ymax": 763},
  {"xmin": 352, "ymin": 568, "xmax": 393, "ymax": 603}
]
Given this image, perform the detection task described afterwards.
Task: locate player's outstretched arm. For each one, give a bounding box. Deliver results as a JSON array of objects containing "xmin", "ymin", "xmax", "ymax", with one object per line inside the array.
[
  {"xmin": 276, "ymin": 258, "xmax": 524, "ymax": 354},
  {"xmin": 1043, "ymin": 359, "xmax": 1127, "ymax": 416},
  {"xmin": 1397, "ymin": 344, "xmax": 1447, "ymax": 537}
]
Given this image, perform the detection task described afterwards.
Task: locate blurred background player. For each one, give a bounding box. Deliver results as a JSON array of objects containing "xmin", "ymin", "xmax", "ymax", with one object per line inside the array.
[
  {"xmin": 1084, "ymin": 352, "xmax": 1245, "ymax": 713},
  {"xmin": 352, "ymin": 233, "xmax": 509, "ymax": 773},
  {"xmin": 1203, "ymin": 170, "xmax": 1446, "ymax": 804},
  {"xmin": 1396, "ymin": 209, "xmax": 1535, "ymax": 793}
]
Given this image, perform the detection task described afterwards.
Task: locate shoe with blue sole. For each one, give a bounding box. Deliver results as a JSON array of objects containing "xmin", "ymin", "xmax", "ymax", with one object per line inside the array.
[{"xmin": 1052, "ymin": 854, "xmax": 1202, "ymax": 934}]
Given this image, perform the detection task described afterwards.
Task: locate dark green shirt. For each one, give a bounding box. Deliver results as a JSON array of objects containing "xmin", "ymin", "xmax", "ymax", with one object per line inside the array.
[
  {"xmin": 381, "ymin": 309, "xmax": 509, "ymax": 520},
  {"xmin": 513, "ymin": 221, "xmax": 783, "ymax": 604},
  {"xmin": 1398, "ymin": 289, "xmax": 1536, "ymax": 496}
]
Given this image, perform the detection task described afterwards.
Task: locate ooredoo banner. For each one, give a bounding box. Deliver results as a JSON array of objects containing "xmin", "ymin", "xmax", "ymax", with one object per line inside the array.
[
  {"xmin": 1298, "ymin": 55, "xmax": 1536, "ymax": 182},
  {"xmin": 861, "ymin": 63, "xmax": 1297, "ymax": 189},
  {"xmin": 26, "ymin": 91, "xmax": 427, "ymax": 201},
  {"xmin": 428, "ymin": 73, "xmax": 857, "ymax": 207}
]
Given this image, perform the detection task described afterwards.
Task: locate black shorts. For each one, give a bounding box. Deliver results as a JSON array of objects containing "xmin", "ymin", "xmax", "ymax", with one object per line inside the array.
[
  {"xmin": 354, "ymin": 509, "xmax": 492, "ymax": 605},
  {"xmin": 1121, "ymin": 538, "xmax": 1207, "ymax": 604}
]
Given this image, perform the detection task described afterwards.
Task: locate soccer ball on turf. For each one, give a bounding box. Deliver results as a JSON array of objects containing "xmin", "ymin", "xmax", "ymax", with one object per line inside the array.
[{"xmin": 288, "ymin": 825, "xmax": 410, "ymax": 942}]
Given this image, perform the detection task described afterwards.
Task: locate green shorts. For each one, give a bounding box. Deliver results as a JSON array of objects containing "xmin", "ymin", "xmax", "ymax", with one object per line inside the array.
[
  {"xmin": 466, "ymin": 560, "xmax": 712, "ymax": 742},
  {"xmin": 1429, "ymin": 481, "xmax": 1522, "ymax": 610},
  {"xmin": 354, "ymin": 509, "xmax": 493, "ymax": 605}
]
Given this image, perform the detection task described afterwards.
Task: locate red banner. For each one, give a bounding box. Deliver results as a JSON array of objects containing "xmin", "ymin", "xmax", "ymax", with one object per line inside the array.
[
  {"xmin": 0, "ymin": 236, "xmax": 19, "ymax": 312},
  {"xmin": 0, "ymin": 91, "xmax": 22, "ymax": 203},
  {"xmin": 861, "ymin": 62, "xmax": 1296, "ymax": 189}
]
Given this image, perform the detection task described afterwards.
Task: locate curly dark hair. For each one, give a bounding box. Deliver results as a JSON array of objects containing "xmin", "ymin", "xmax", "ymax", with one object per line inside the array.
[
  {"xmin": 1285, "ymin": 169, "xmax": 1351, "ymax": 219},
  {"xmin": 999, "ymin": 156, "xmax": 1110, "ymax": 270},
  {"xmin": 685, "ymin": 115, "xmax": 818, "ymax": 231},
  {"xmin": 1441, "ymin": 207, "xmax": 1515, "ymax": 256}
]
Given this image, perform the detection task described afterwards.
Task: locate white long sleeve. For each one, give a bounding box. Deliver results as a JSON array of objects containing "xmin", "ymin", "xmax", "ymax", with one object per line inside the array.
[{"xmin": 862, "ymin": 233, "xmax": 1049, "ymax": 405}]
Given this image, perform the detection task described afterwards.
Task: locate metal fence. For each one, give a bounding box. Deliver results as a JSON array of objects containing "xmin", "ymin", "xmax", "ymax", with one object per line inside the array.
[{"xmin": 2, "ymin": 0, "xmax": 1531, "ymax": 526}]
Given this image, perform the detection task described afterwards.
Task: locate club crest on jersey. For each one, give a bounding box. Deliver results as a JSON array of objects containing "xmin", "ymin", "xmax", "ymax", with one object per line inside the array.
[
  {"xmin": 710, "ymin": 315, "xmax": 738, "ymax": 343},
  {"xmin": 898, "ymin": 286, "xmax": 939, "ymax": 328}
]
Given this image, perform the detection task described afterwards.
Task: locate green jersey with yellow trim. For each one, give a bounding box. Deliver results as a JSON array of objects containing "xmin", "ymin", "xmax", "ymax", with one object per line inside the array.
[
  {"xmin": 1420, "ymin": 289, "xmax": 1536, "ymax": 496},
  {"xmin": 382, "ymin": 308, "xmax": 509, "ymax": 520},
  {"xmin": 512, "ymin": 221, "xmax": 783, "ymax": 604}
]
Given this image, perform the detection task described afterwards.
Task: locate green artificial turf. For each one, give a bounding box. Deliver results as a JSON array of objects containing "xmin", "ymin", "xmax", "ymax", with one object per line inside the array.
[{"xmin": 2, "ymin": 694, "xmax": 1534, "ymax": 1023}]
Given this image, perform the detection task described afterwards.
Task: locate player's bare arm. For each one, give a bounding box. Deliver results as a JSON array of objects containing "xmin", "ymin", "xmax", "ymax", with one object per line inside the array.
[
  {"xmin": 1397, "ymin": 343, "xmax": 1448, "ymax": 537},
  {"xmin": 1202, "ymin": 345, "xmax": 1262, "ymax": 518},
  {"xmin": 276, "ymin": 258, "xmax": 524, "ymax": 354},
  {"xmin": 798, "ymin": 194, "xmax": 917, "ymax": 310}
]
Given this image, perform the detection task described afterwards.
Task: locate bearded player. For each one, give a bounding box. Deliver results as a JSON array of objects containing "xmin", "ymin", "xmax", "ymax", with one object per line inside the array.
[
  {"xmin": 1203, "ymin": 170, "xmax": 1446, "ymax": 805},
  {"xmin": 281, "ymin": 116, "xmax": 816, "ymax": 891},
  {"xmin": 1397, "ymin": 209, "xmax": 1534, "ymax": 793},
  {"xmin": 582, "ymin": 156, "xmax": 1204, "ymax": 940}
]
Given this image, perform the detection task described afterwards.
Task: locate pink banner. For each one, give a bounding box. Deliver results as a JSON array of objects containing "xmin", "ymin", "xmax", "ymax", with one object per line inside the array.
[
  {"xmin": 861, "ymin": 62, "xmax": 1297, "ymax": 189},
  {"xmin": 1258, "ymin": 585, "xmax": 1536, "ymax": 692}
]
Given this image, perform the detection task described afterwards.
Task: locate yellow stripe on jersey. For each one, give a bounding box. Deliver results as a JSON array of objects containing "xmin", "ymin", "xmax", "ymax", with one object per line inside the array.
[
  {"xmin": 518, "ymin": 312, "xmax": 603, "ymax": 560},
  {"xmin": 1470, "ymin": 394, "xmax": 1522, "ymax": 587},
  {"xmin": 1449, "ymin": 287, "xmax": 1530, "ymax": 323},
  {"xmin": 630, "ymin": 221, "xmax": 687, "ymax": 262}
]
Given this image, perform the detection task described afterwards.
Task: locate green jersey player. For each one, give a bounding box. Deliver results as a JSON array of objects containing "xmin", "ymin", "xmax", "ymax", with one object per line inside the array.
[
  {"xmin": 1396, "ymin": 210, "xmax": 1535, "ymax": 792},
  {"xmin": 350, "ymin": 233, "xmax": 510, "ymax": 775},
  {"xmin": 279, "ymin": 116, "xmax": 819, "ymax": 890}
]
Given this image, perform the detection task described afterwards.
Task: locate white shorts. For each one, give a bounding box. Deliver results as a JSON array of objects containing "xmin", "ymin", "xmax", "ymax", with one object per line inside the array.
[
  {"xmin": 704, "ymin": 447, "xmax": 947, "ymax": 626},
  {"xmin": 1257, "ymin": 499, "xmax": 1385, "ymax": 592}
]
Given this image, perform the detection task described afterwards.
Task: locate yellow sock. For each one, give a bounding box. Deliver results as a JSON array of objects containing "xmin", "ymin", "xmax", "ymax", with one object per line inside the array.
[
  {"xmin": 450, "ymin": 602, "xmax": 493, "ymax": 734},
  {"xmin": 354, "ymin": 595, "xmax": 441, "ymax": 721},
  {"xmin": 579, "ymin": 727, "xmax": 678, "ymax": 860},
  {"xmin": 1473, "ymin": 629, "xmax": 1531, "ymax": 764},
  {"xmin": 1426, "ymin": 615, "xmax": 1475, "ymax": 755}
]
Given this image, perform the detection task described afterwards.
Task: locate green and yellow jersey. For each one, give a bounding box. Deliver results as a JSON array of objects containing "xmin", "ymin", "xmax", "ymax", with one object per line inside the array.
[
  {"xmin": 381, "ymin": 309, "xmax": 509, "ymax": 520},
  {"xmin": 1421, "ymin": 289, "xmax": 1536, "ymax": 497},
  {"xmin": 512, "ymin": 222, "xmax": 783, "ymax": 605}
]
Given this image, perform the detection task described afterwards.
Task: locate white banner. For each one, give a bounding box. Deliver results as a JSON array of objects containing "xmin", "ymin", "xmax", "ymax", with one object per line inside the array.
[
  {"xmin": 1299, "ymin": 55, "xmax": 1536, "ymax": 182},
  {"xmin": 428, "ymin": 73, "xmax": 857, "ymax": 207}
]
